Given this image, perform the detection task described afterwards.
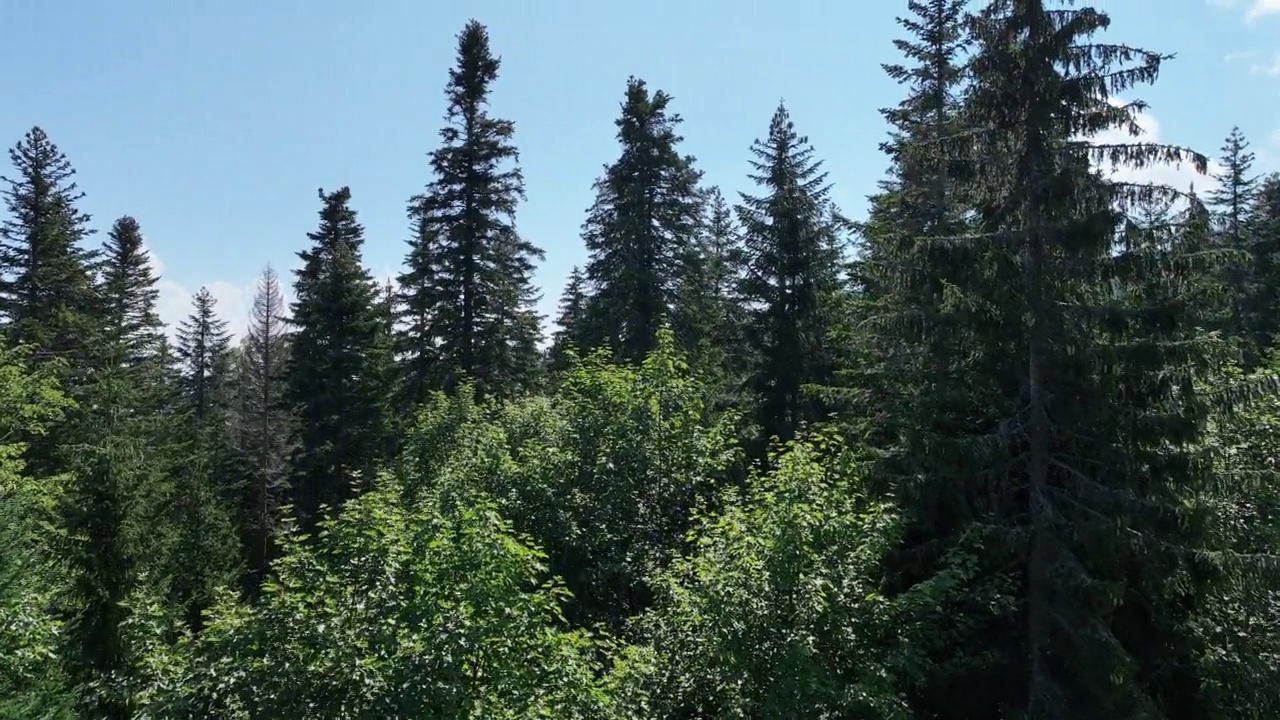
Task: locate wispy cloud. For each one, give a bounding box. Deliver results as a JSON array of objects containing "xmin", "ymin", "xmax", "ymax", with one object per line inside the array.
[
  {"xmin": 1247, "ymin": 0, "xmax": 1280, "ymax": 20},
  {"xmin": 1210, "ymin": 0, "xmax": 1280, "ymax": 20},
  {"xmin": 1250, "ymin": 53, "xmax": 1280, "ymax": 76}
]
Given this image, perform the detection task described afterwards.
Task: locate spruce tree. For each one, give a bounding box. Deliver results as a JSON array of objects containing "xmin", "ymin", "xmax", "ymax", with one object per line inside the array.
[
  {"xmin": 176, "ymin": 286, "xmax": 233, "ymax": 424},
  {"xmin": 397, "ymin": 20, "xmax": 544, "ymax": 401},
  {"xmin": 675, "ymin": 187, "xmax": 750, "ymax": 402},
  {"xmin": 57, "ymin": 400, "xmax": 138, "ymax": 720},
  {"xmin": 1207, "ymin": 127, "xmax": 1259, "ymax": 353},
  {"xmin": 0, "ymin": 128, "xmax": 102, "ymax": 480},
  {"xmin": 99, "ymin": 215, "xmax": 163, "ymax": 369},
  {"xmin": 0, "ymin": 127, "xmax": 100, "ymax": 369},
  {"xmin": 548, "ymin": 265, "xmax": 589, "ymax": 373},
  {"xmin": 736, "ymin": 103, "xmax": 845, "ymax": 445},
  {"xmin": 286, "ymin": 187, "xmax": 394, "ymax": 533},
  {"xmin": 1248, "ymin": 173, "xmax": 1280, "ymax": 352},
  {"xmin": 948, "ymin": 1, "xmax": 1216, "ymax": 715},
  {"xmin": 396, "ymin": 215, "xmax": 443, "ymax": 409},
  {"xmin": 838, "ymin": 0, "xmax": 973, "ymax": 454},
  {"xmin": 581, "ymin": 77, "xmax": 705, "ymax": 362}
]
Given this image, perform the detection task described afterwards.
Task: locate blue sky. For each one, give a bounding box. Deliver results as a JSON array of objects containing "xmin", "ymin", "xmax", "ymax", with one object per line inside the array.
[{"xmin": 1, "ymin": 0, "xmax": 1277, "ymax": 335}]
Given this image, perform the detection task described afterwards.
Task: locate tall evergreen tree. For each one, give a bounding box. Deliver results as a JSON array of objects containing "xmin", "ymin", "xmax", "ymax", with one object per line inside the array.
[
  {"xmin": 0, "ymin": 127, "xmax": 100, "ymax": 369},
  {"xmin": 397, "ymin": 20, "xmax": 543, "ymax": 401},
  {"xmin": 736, "ymin": 103, "xmax": 845, "ymax": 445},
  {"xmin": 838, "ymin": 0, "xmax": 973, "ymax": 450},
  {"xmin": 1213, "ymin": 128, "xmax": 1264, "ymax": 358},
  {"xmin": 675, "ymin": 187, "xmax": 750, "ymax": 400},
  {"xmin": 99, "ymin": 216, "xmax": 163, "ymax": 368},
  {"xmin": 934, "ymin": 1, "xmax": 1217, "ymax": 715},
  {"xmin": 57, "ymin": 394, "xmax": 139, "ymax": 720},
  {"xmin": 581, "ymin": 77, "xmax": 705, "ymax": 362},
  {"xmin": 232, "ymin": 265, "xmax": 293, "ymax": 594},
  {"xmin": 1207, "ymin": 126, "xmax": 1259, "ymax": 351},
  {"xmin": 1247, "ymin": 173, "xmax": 1280, "ymax": 352},
  {"xmin": 548, "ymin": 265, "xmax": 589, "ymax": 372},
  {"xmin": 286, "ymin": 187, "xmax": 394, "ymax": 533},
  {"xmin": 0, "ymin": 128, "xmax": 102, "ymax": 481},
  {"xmin": 166, "ymin": 286, "xmax": 241, "ymax": 631},
  {"xmin": 176, "ymin": 287, "xmax": 233, "ymax": 424}
]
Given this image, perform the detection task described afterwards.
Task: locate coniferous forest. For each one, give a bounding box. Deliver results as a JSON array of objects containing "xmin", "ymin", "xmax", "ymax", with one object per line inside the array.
[{"xmin": 4, "ymin": 3, "xmax": 1280, "ymax": 718}]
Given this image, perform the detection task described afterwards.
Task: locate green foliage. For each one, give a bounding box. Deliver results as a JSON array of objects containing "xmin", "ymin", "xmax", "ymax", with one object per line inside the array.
[
  {"xmin": 6, "ymin": 9, "xmax": 1280, "ymax": 720},
  {"xmin": 1194, "ymin": 361, "xmax": 1280, "ymax": 718},
  {"xmin": 131, "ymin": 474, "xmax": 615, "ymax": 719},
  {"xmin": 0, "ymin": 345, "xmax": 75, "ymax": 719},
  {"xmin": 621, "ymin": 433, "xmax": 982, "ymax": 719},
  {"xmin": 498, "ymin": 328, "xmax": 740, "ymax": 630},
  {"xmin": 397, "ymin": 327, "xmax": 740, "ymax": 632}
]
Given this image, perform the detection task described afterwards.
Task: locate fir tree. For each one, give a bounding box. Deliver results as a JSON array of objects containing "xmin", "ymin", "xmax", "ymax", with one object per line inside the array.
[
  {"xmin": 736, "ymin": 103, "xmax": 845, "ymax": 446},
  {"xmin": 836, "ymin": 0, "xmax": 973, "ymax": 454},
  {"xmin": 397, "ymin": 20, "xmax": 544, "ymax": 401},
  {"xmin": 286, "ymin": 187, "xmax": 394, "ymax": 533},
  {"xmin": 57, "ymin": 415, "xmax": 138, "ymax": 720},
  {"xmin": 581, "ymin": 77, "xmax": 705, "ymax": 362},
  {"xmin": 395, "ymin": 214, "xmax": 443, "ymax": 410}
]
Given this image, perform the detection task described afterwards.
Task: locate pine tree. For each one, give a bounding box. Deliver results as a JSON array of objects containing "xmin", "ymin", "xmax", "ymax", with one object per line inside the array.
[
  {"xmin": 397, "ymin": 20, "xmax": 544, "ymax": 401},
  {"xmin": 165, "ymin": 286, "xmax": 241, "ymax": 631},
  {"xmin": 286, "ymin": 187, "xmax": 394, "ymax": 533},
  {"xmin": 176, "ymin": 287, "xmax": 233, "ymax": 423},
  {"xmin": 232, "ymin": 265, "xmax": 293, "ymax": 594},
  {"xmin": 99, "ymin": 215, "xmax": 163, "ymax": 369},
  {"xmin": 548, "ymin": 265, "xmax": 589, "ymax": 372},
  {"xmin": 581, "ymin": 77, "xmax": 705, "ymax": 362},
  {"xmin": 736, "ymin": 103, "xmax": 845, "ymax": 446}
]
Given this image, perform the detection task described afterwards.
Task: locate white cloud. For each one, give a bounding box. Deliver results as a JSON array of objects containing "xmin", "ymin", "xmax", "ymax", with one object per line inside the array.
[
  {"xmin": 1210, "ymin": 0, "xmax": 1280, "ymax": 19},
  {"xmin": 1250, "ymin": 53, "xmax": 1280, "ymax": 76},
  {"xmin": 144, "ymin": 245, "xmax": 253, "ymax": 342},
  {"xmin": 1248, "ymin": 0, "xmax": 1280, "ymax": 19},
  {"xmin": 1086, "ymin": 101, "xmax": 1222, "ymax": 196}
]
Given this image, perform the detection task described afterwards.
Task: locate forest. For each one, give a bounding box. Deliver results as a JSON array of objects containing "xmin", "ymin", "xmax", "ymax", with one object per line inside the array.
[{"xmin": 2, "ymin": 0, "xmax": 1279, "ymax": 718}]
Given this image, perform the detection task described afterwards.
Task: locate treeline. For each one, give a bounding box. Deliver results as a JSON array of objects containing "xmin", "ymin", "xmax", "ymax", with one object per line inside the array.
[{"xmin": 2, "ymin": 2, "xmax": 1279, "ymax": 718}]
